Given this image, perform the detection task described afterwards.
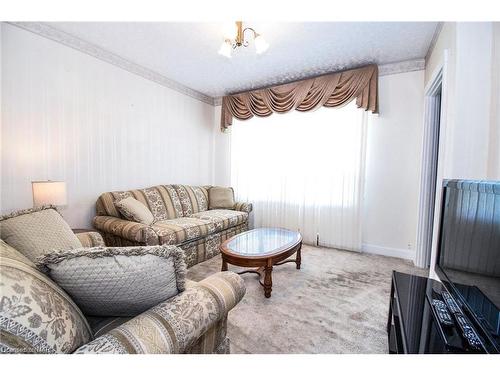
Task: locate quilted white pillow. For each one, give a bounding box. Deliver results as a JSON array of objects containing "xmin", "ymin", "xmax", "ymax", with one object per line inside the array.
[
  {"xmin": 0, "ymin": 205, "xmax": 83, "ymax": 262},
  {"xmin": 36, "ymin": 245, "xmax": 186, "ymax": 316}
]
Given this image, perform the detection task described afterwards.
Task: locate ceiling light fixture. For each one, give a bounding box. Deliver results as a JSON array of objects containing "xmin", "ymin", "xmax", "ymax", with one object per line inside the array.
[{"xmin": 218, "ymin": 21, "xmax": 269, "ymax": 58}]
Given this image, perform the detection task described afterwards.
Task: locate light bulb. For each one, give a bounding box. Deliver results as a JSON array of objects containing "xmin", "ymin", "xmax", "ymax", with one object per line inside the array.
[
  {"xmin": 254, "ymin": 35, "xmax": 269, "ymax": 54},
  {"xmin": 218, "ymin": 41, "xmax": 232, "ymax": 58}
]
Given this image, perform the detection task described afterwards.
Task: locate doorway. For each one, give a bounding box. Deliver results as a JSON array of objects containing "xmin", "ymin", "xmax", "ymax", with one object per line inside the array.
[{"xmin": 415, "ymin": 68, "xmax": 444, "ymax": 268}]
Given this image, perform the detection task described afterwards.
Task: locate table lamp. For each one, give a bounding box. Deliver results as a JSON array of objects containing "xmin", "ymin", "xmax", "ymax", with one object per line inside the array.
[{"xmin": 32, "ymin": 181, "xmax": 67, "ymax": 207}]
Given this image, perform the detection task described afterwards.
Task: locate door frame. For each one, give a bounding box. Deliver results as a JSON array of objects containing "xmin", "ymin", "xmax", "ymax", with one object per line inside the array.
[{"xmin": 415, "ymin": 50, "xmax": 449, "ymax": 269}]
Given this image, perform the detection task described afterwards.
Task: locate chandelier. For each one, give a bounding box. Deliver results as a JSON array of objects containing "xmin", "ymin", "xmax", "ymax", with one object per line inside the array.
[{"xmin": 218, "ymin": 21, "xmax": 269, "ymax": 58}]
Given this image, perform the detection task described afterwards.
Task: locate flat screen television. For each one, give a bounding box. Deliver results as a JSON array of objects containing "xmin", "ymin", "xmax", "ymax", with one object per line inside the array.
[{"xmin": 436, "ymin": 179, "xmax": 500, "ymax": 353}]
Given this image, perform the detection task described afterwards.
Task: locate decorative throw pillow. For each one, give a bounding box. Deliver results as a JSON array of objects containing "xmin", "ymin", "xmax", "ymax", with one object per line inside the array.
[
  {"xmin": 0, "ymin": 253, "xmax": 92, "ymax": 353},
  {"xmin": 36, "ymin": 245, "xmax": 186, "ymax": 316},
  {"xmin": 0, "ymin": 239, "xmax": 36, "ymax": 268},
  {"xmin": 115, "ymin": 197, "xmax": 155, "ymax": 225},
  {"xmin": 209, "ymin": 186, "xmax": 235, "ymax": 209},
  {"xmin": 0, "ymin": 206, "xmax": 82, "ymax": 262}
]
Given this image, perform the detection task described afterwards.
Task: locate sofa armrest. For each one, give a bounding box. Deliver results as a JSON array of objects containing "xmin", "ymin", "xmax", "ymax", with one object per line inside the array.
[
  {"xmin": 74, "ymin": 271, "xmax": 245, "ymax": 354},
  {"xmin": 75, "ymin": 231, "xmax": 105, "ymax": 248},
  {"xmin": 196, "ymin": 271, "xmax": 246, "ymax": 317},
  {"xmin": 93, "ymin": 215, "xmax": 159, "ymax": 245},
  {"xmin": 233, "ymin": 202, "xmax": 253, "ymax": 213}
]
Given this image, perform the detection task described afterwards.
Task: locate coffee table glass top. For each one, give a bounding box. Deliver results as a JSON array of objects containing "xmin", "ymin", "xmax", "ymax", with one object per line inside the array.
[{"xmin": 225, "ymin": 228, "xmax": 301, "ymax": 256}]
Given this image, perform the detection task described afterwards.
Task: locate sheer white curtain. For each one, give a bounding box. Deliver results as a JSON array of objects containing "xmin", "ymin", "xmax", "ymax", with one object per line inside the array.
[{"xmin": 230, "ymin": 102, "xmax": 367, "ymax": 251}]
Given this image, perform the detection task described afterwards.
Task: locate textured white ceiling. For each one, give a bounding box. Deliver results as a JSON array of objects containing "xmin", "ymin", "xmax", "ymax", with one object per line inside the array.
[{"xmin": 46, "ymin": 22, "xmax": 438, "ymax": 98}]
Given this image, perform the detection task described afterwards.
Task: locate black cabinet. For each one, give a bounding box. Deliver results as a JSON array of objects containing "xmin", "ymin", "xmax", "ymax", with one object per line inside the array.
[{"xmin": 388, "ymin": 271, "xmax": 484, "ymax": 354}]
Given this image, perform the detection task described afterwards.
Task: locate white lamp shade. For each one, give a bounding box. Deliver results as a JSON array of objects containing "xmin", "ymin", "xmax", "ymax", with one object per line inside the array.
[
  {"xmin": 32, "ymin": 181, "xmax": 67, "ymax": 207},
  {"xmin": 254, "ymin": 35, "xmax": 269, "ymax": 54},
  {"xmin": 218, "ymin": 41, "xmax": 232, "ymax": 58}
]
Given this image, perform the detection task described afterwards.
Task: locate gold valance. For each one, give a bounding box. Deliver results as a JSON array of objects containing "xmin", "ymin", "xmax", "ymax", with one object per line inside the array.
[{"xmin": 221, "ymin": 64, "xmax": 378, "ymax": 131}]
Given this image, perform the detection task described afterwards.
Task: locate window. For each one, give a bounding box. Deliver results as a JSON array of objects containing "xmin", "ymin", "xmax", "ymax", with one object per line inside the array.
[{"xmin": 230, "ymin": 103, "xmax": 367, "ymax": 250}]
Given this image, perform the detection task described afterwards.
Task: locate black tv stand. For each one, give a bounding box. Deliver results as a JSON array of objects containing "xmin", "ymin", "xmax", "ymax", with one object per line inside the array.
[{"xmin": 388, "ymin": 271, "xmax": 486, "ymax": 353}]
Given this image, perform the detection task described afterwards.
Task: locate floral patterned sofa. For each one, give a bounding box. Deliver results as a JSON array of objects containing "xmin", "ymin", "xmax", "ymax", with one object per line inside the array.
[
  {"xmin": 0, "ymin": 231, "xmax": 246, "ymax": 354},
  {"xmin": 93, "ymin": 185, "xmax": 252, "ymax": 267}
]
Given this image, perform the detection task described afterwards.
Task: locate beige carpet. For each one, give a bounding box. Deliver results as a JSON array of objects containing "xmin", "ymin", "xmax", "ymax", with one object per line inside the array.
[{"xmin": 187, "ymin": 245, "xmax": 427, "ymax": 354}]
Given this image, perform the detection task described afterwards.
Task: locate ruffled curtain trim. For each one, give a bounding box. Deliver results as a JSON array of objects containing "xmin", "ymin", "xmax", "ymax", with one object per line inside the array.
[{"xmin": 221, "ymin": 64, "xmax": 378, "ymax": 131}]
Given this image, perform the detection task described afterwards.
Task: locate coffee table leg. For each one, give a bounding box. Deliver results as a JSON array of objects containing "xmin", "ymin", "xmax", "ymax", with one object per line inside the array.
[
  {"xmin": 221, "ymin": 258, "xmax": 228, "ymax": 272},
  {"xmin": 296, "ymin": 245, "xmax": 302, "ymax": 270},
  {"xmin": 264, "ymin": 264, "xmax": 273, "ymax": 298}
]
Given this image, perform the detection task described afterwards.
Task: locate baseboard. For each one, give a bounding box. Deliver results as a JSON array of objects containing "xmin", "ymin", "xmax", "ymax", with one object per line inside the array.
[{"xmin": 361, "ymin": 243, "xmax": 415, "ymax": 261}]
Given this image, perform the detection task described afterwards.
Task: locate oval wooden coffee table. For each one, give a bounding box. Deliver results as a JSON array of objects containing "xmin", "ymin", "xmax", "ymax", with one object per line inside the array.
[{"xmin": 220, "ymin": 228, "xmax": 302, "ymax": 298}]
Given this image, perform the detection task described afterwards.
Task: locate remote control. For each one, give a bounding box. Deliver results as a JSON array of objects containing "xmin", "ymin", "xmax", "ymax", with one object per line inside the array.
[
  {"xmin": 442, "ymin": 291, "xmax": 461, "ymax": 314},
  {"xmin": 432, "ymin": 299, "xmax": 454, "ymax": 327},
  {"xmin": 455, "ymin": 313, "xmax": 483, "ymax": 351}
]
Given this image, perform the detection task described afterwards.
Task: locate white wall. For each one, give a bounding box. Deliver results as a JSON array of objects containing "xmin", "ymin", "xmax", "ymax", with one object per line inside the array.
[
  {"xmin": 362, "ymin": 70, "xmax": 424, "ymax": 260},
  {"xmin": 0, "ymin": 24, "xmax": 3, "ymax": 204},
  {"xmin": 213, "ymin": 70, "xmax": 425, "ymax": 260},
  {"xmin": 425, "ymin": 22, "xmax": 500, "ymax": 180},
  {"xmin": 452, "ymin": 23, "xmax": 492, "ymax": 178},
  {"xmin": 1, "ymin": 24, "xmax": 216, "ymax": 227},
  {"xmin": 488, "ymin": 23, "xmax": 500, "ymax": 178},
  {"xmin": 425, "ymin": 23, "xmax": 456, "ymax": 85},
  {"xmin": 425, "ymin": 22, "xmax": 500, "ymax": 276},
  {"xmin": 212, "ymin": 105, "xmax": 231, "ymax": 186}
]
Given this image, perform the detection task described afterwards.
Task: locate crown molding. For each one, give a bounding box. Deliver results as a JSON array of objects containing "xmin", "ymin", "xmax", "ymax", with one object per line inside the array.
[
  {"xmin": 8, "ymin": 22, "xmax": 216, "ymax": 106},
  {"xmin": 212, "ymin": 58, "xmax": 426, "ymax": 106},
  {"xmin": 426, "ymin": 22, "xmax": 444, "ymax": 62},
  {"xmin": 378, "ymin": 58, "xmax": 425, "ymax": 76}
]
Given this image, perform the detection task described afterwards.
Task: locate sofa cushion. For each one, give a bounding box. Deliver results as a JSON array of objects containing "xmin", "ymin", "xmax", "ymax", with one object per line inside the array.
[
  {"xmin": 0, "ymin": 254, "xmax": 92, "ymax": 353},
  {"xmin": 172, "ymin": 185, "xmax": 209, "ymax": 216},
  {"xmin": 190, "ymin": 209, "xmax": 248, "ymax": 232},
  {"xmin": 208, "ymin": 187, "xmax": 235, "ymax": 209},
  {"xmin": 37, "ymin": 245, "xmax": 186, "ymax": 317},
  {"xmin": 0, "ymin": 206, "xmax": 82, "ymax": 262},
  {"xmin": 86, "ymin": 316, "xmax": 133, "ymax": 337},
  {"xmin": 115, "ymin": 197, "xmax": 155, "ymax": 225},
  {"xmin": 151, "ymin": 217, "xmax": 218, "ymax": 245},
  {"xmin": 96, "ymin": 185, "xmax": 183, "ymax": 221}
]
